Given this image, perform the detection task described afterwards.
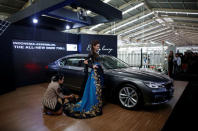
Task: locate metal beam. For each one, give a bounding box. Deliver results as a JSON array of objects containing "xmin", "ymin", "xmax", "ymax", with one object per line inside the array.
[
  {"xmin": 143, "ymin": 0, "xmax": 176, "ymax": 42},
  {"xmin": 117, "ymin": 19, "xmax": 155, "ymax": 35},
  {"xmin": 168, "ymin": 21, "xmax": 198, "ymax": 28},
  {"xmin": 177, "ymin": 28, "xmax": 198, "ymax": 34},
  {"xmin": 142, "ymin": 29, "xmax": 172, "ymax": 41},
  {"xmin": 123, "ymin": 24, "xmax": 161, "ymax": 39},
  {"xmin": 98, "ymin": 10, "xmax": 152, "ymax": 34},
  {"xmin": 15, "ymin": 0, "xmax": 27, "ymax": 3},
  {"xmin": 0, "ymin": 12, "xmax": 11, "ymax": 16},
  {"xmin": 167, "ymin": 0, "xmax": 173, "ymax": 9},
  {"xmin": 152, "ymin": 35, "xmax": 185, "ymax": 45},
  {"xmin": 182, "ymin": 1, "xmax": 186, "ymax": 10},
  {"xmin": 173, "ymin": 25, "xmax": 198, "ymax": 31},
  {"xmin": 170, "ymin": 33, "xmax": 194, "ymax": 45},
  {"xmin": 148, "ymin": 1, "xmax": 196, "ymax": 4},
  {"xmin": 177, "ymin": 30, "xmax": 198, "ymax": 35},
  {"xmin": 150, "ymin": 33, "xmax": 176, "ymax": 42},
  {"xmin": 174, "ymin": 25, "xmax": 198, "ymax": 31},
  {"xmin": 0, "ymin": 4, "xmax": 20, "ymax": 10},
  {"xmin": 6, "ymin": 0, "xmax": 75, "ymax": 23},
  {"xmin": 154, "ymin": 39, "xmax": 178, "ymax": 45},
  {"xmin": 154, "ymin": 0, "xmax": 162, "ymax": 8},
  {"xmin": 136, "ymin": 27, "xmax": 170, "ymax": 40},
  {"xmin": 153, "ymin": 8, "xmax": 198, "ymax": 14},
  {"xmin": 160, "ymin": 16, "xmax": 198, "ymax": 22},
  {"xmin": 153, "ymin": 37, "xmax": 185, "ymax": 46},
  {"xmin": 6, "ymin": 0, "xmax": 122, "ymax": 25},
  {"xmin": 119, "ymin": 0, "xmax": 143, "ymax": 9},
  {"xmin": 179, "ymin": 33, "xmax": 198, "ymax": 40},
  {"xmin": 155, "ymin": 39, "xmax": 177, "ymax": 45},
  {"xmin": 148, "ymin": 33, "xmax": 174, "ymax": 41},
  {"xmin": 86, "ymin": 0, "xmax": 143, "ymax": 30},
  {"xmin": 78, "ymin": 0, "xmax": 122, "ymax": 21}
]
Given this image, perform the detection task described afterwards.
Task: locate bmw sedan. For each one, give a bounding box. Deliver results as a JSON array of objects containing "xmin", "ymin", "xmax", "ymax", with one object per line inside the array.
[{"xmin": 47, "ymin": 54, "xmax": 174, "ymax": 110}]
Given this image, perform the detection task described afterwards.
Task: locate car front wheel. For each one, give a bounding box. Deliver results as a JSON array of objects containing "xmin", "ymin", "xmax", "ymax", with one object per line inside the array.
[{"xmin": 118, "ymin": 85, "xmax": 142, "ymax": 110}]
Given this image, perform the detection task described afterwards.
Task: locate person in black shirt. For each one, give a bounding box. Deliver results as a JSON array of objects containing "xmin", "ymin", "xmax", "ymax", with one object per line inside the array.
[{"xmin": 168, "ymin": 51, "xmax": 174, "ymax": 78}]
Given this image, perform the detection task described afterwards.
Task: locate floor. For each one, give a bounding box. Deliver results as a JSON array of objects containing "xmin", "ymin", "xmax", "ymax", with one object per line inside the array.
[{"xmin": 0, "ymin": 81, "xmax": 188, "ymax": 131}]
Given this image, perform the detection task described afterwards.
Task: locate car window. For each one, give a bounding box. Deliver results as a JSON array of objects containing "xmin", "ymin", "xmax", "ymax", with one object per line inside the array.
[
  {"xmin": 60, "ymin": 57, "xmax": 85, "ymax": 67},
  {"xmin": 59, "ymin": 58, "xmax": 67, "ymax": 66},
  {"xmin": 99, "ymin": 56, "xmax": 130, "ymax": 69}
]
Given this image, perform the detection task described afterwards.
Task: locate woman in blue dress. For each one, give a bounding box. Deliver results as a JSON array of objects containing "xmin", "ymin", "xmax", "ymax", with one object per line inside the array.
[{"xmin": 64, "ymin": 40, "xmax": 104, "ymax": 119}]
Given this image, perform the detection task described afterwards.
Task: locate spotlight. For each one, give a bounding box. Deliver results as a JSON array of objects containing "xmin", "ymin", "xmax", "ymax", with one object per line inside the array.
[
  {"xmin": 66, "ymin": 25, "xmax": 70, "ymax": 30},
  {"xmin": 32, "ymin": 18, "xmax": 38, "ymax": 24}
]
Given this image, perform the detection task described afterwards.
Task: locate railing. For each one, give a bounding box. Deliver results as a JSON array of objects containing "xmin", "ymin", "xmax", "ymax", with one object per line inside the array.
[
  {"xmin": 118, "ymin": 51, "xmax": 167, "ymax": 72},
  {"xmin": 0, "ymin": 19, "xmax": 10, "ymax": 36}
]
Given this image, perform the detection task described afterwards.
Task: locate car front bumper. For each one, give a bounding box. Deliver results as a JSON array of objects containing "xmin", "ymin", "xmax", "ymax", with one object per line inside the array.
[{"xmin": 144, "ymin": 86, "xmax": 174, "ymax": 105}]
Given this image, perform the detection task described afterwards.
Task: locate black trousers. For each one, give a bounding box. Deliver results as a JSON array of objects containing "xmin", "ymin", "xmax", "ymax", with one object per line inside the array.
[{"xmin": 44, "ymin": 102, "xmax": 62, "ymax": 112}]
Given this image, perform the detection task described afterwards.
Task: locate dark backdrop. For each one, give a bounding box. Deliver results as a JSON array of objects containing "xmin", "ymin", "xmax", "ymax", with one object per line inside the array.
[{"xmin": 0, "ymin": 25, "xmax": 15, "ymax": 94}]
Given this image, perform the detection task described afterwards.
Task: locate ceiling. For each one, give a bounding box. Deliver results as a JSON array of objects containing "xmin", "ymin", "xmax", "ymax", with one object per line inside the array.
[
  {"xmin": 1, "ymin": 0, "xmax": 122, "ymax": 32},
  {"xmin": 1, "ymin": 0, "xmax": 198, "ymax": 46},
  {"xmin": 84, "ymin": 0, "xmax": 198, "ymax": 46},
  {"xmin": 0, "ymin": 0, "xmax": 29, "ymax": 19}
]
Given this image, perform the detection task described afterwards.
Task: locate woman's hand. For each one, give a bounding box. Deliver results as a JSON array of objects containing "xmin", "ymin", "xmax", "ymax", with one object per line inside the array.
[
  {"xmin": 84, "ymin": 60, "xmax": 88, "ymax": 65},
  {"xmin": 93, "ymin": 65, "xmax": 98, "ymax": 69},
  {"xmin": 64, "ymin": 95, "xmax": 73, "ymax": 99}
]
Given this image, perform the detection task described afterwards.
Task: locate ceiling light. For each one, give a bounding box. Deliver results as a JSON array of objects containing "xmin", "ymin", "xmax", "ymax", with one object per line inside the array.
[
  {"xmin": 155, "ymin": 18, "xmax": 164, "ymax": 24},
  {"xmin": 161, "ymin": 15, "xmax": 168, "ymax": 17},
  {"xmin": 103, "ymin": 0, "xmax": 111, "ymax": 3},
  {"xmin": 136, "ymin": 27, "xmax": 170, "ymax": 40},
  {"xmin": 105, "ymin": 12, "xmax": 154, "ymax": 34},
  {"xmin": 150, "ymin": 41, "xmax": 158, "ymax": 45},
  {"xmin": 175, "ymin": 32, "xmax": 179, "ymax": 35},
  {"xmin": 32, "ymin": 18, "xmax": 38, "ymax": 24},
  {"xmin": 87, "ymin": 10, "xmax": 91, "ymax": 14},
  {"xmin": 89, "ymin": 23, "xmax": 104, "ymax": 30},
  {"xmin": 128, "ymin": 25, "xmax": 161, "ymax": 38},
  {"xmin": 165, "ymin": 41, "xmax": 175, "ymax": 46},
  {"xmin": 120, "ymin": 21, "xmax": 155, "ymax": 36},
  {"xmin": 65, "ymin": 25, "xmax": 70, "ymax": 30},
  {"xmin": 156, "ymin": 11, "xmax": 198, "ymax": 15},
  {"xmin": 163, "ymin": 17, "xmax": 174, "ymax": 22},
  {"xmin": 144, "ymin": 30, "xmax": 172, "ymax": 41},
  {"xmin": 88, "ymin": 2, "xmax": 144, "ymax": 31},
  {"xmin": 122, "ymin": 2, "xmax": 144, "ymax": 15}
]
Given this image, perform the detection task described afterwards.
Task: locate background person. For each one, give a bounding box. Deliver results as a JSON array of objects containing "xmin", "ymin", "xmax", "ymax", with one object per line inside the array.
[{"xmin": 168, "ymin": 51, "xmax": 174, "ymax": 77}]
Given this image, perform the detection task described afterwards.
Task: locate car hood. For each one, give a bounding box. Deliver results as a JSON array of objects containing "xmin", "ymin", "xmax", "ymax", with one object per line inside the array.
[{"xmin": 109, "ymin": 67, "xmax": 171, "ymax": 82}]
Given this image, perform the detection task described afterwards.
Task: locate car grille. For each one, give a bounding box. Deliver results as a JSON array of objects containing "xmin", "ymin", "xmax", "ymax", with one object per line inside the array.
[{"xmin": 163, "ymin": 81, "xmax": 173, "ymax": 89}]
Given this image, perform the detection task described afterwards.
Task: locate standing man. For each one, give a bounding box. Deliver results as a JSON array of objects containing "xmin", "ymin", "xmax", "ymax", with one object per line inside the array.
[{"xmin": 168, "ymin": 51, "xmax": 174, "ymax": 78}]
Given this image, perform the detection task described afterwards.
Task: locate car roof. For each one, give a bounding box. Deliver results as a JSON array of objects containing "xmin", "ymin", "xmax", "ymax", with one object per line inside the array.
[{"xmin": 59, "ymin": 54, "xmax": 112, "ymax": 60}]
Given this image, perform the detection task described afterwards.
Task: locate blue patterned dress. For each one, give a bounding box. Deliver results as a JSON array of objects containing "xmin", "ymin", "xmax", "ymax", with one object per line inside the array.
[{"xmin": 64, "ymin": 62, "xmax": 104, "ymax": 119}]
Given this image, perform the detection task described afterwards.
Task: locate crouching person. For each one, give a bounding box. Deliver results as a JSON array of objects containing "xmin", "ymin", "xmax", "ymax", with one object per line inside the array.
[{"xmin": 42, "ymin": 74, "xmax": 73, "ymax": 115}]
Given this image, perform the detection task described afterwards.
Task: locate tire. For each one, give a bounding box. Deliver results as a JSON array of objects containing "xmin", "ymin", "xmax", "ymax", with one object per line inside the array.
[{"xmin": 118, "ymin": 84, "xmax": 142, "ymax": 110}]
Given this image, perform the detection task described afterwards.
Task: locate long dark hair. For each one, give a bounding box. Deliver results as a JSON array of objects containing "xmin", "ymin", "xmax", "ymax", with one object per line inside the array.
[{"xmin": 90, "ymin": 40, "xmax": 100, "ymax": 59}]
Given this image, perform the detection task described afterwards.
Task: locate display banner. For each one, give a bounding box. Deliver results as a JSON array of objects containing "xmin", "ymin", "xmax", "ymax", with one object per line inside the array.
[
  {"xmin": 80, "ymin": 34, "xmax": 117, "ymax": 57},
  {"xmin": 12, "ymin": 39, "xmax": 78, "ymax": 86}
]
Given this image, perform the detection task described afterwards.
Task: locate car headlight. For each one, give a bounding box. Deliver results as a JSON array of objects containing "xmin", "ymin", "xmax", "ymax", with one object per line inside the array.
[{"xmin": 144, "ymin": 81, "xmax": 165, "ymax": 89}]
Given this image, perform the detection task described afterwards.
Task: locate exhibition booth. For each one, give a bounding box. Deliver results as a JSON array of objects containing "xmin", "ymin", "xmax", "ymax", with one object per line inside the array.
[
  {"xmin": 0, "ymin": 24, "xmax": 117, "ymax": 94},
  {"xmin": 0, "ymin": 0, "xmax": 197, "ymax": 130}
]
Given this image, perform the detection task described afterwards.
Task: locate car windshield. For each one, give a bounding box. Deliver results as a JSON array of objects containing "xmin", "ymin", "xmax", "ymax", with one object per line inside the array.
[{"xmin": 99, "ymin": 56, "xmax": 130, "ymax": 69}]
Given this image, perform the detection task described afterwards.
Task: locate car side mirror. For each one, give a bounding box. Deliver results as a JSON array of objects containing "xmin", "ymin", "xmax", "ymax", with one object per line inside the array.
[{"xmin": 78, "ymin": 60, "xmax": 84, "ymax": 67}]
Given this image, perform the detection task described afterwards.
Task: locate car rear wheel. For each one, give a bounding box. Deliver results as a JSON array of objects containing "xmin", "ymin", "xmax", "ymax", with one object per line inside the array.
[{"xmin": 118, "ymin": 85, "xmax": 142, "ymax": 110}]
